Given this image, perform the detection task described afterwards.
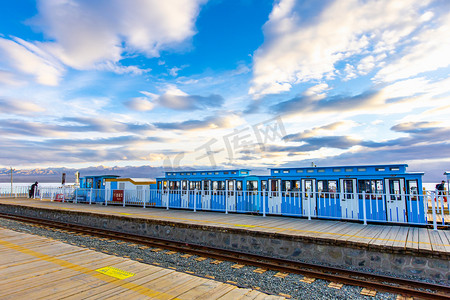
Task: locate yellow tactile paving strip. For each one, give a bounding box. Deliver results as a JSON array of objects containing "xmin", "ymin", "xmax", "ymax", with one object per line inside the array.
[
  {"xmin": 1, "ymin": 198, "xmax": 449, "ymax": 254},
  {"xmin": 0, "ymin": 228, "xmax": 283, "ymax": 299}
]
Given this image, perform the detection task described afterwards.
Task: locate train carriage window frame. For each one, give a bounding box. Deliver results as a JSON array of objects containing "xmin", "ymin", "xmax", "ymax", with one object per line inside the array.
[
  {"xmin": 86, "ymin": 178, "xmax": 93, "ymax": 188},
  {"xmin": 407, "ymin": 180, "xmax": 418, "ymax": 200}
]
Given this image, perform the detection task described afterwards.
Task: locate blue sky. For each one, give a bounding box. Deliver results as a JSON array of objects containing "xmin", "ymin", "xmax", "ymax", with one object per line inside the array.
[{"xmin": 0, "ymin": 0, "xmax": 449, "ymax": 179}]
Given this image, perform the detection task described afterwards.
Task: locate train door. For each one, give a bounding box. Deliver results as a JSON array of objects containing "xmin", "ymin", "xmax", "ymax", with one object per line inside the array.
[
  {"xmin": 301, "ymin": 179, "xmax": 316, "ymax": 217},
  {"xmin": 161, "ymin": 180, "xmax": 169, "ymax": 206},
  {"xmin": 340, "ymin": 179, "xmax": 358, "ymax": 220},
  {"xmin": 268, "ymin": 179, "xmax": 281, "ymax": 214},
  {"xmin": 201, "ymin": 180, "xmax": 211, "ymax": 210},
  {"xmin": 385, "ymin": 178, "xmax": 407, "ymax": 222},
  {"xmin": 226, "ymin": 180, "xmax": 236, "ymax": 212},
  {"xmin": 181, "ymin": 180, "xmax": 189, "ymax": 208}
]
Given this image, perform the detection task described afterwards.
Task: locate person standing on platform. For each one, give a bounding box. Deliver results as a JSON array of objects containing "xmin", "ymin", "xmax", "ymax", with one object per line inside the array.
[
  {"xmin": 436, "ymin": 180, "xmax": 447, "ymax": 202},
  {"xmin": 29, "ymin": 182, "xmax": 38, "ymax": 198}
]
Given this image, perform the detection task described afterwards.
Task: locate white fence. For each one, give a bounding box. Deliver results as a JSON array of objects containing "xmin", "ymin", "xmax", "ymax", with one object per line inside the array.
[{"xmin": 13, "ymin": 187, "xmax": 450, "ymax": 229}]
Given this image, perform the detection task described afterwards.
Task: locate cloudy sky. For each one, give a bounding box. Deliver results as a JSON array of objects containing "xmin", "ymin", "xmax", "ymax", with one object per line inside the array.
[{"xmin": 0, "ymin": 0, "xmax": 449, "ymax": 179}]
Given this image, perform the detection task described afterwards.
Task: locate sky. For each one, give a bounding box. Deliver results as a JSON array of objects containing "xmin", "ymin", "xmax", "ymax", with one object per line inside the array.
[{"xmin": 0, "ymin": 0, "xmax": 449, "ymax": 180}]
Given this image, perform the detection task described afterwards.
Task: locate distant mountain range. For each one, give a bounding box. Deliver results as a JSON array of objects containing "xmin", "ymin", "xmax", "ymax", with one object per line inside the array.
[{"xmin": 0, "ymin": 166, "xmax": 170, "ymax": 183}]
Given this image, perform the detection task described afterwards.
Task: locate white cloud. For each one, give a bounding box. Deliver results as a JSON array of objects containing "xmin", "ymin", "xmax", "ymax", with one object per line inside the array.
[
  {"xmin": 126, "ymin": 97, "xmax": 155, "ymax": 111},
  {"xmin": 0, "ymin": 37, "xmax": 64, "ymax": 86},
  {"xmin": 374, "ymin": 12, "xmax": 450, "ymax": 82},
  {"xmin": 250, "ymin": 0, "xmax": 435, "ymax": 97},
  {"xmin": 34, "ymin": 0, "xmax": 206, "ymax": 70}
]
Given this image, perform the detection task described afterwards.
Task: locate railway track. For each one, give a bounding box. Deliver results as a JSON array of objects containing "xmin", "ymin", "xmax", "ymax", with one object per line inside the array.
[{"xmin": 1, "ymin": 212, "xmax": 449, "ymax": 299}]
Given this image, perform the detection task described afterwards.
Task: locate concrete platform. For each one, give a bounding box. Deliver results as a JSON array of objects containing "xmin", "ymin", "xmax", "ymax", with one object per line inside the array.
[
  {"xmin": 0, "ymin": 198, "xmax": 449, "ymax": 283},
  {"xmin": 0, "ymin": 227, "xmax": 282, "ymax": 299}
]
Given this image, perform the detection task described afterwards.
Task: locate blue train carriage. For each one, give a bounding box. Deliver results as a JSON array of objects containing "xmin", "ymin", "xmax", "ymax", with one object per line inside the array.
[
  {"xmin": 78, "ymin": 175, "xmax": 120, "ymax": 203},
  {"xmin": 265, "ymin": 164, "xmax": 425, "ymax": 224},
  {"xmin": 156, "ymin": 169, "xmax": 261, "ymax": 212}
]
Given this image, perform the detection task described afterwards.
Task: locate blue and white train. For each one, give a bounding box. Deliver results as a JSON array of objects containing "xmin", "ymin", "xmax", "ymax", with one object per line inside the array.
[{"xmin": 155, "ymin": 164, "xmax": 426, "ymax": 225}]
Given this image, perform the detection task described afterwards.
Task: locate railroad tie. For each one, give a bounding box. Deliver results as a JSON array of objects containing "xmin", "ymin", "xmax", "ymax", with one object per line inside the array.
[
  {"xmin": 165, "ymin": 251, "xmax": 177, "ymax": 255},
  {"xmin": 180, "ymin": 254, "xmax": 193, "ymax": 258},
  {"xmin": 210, "ymin": 260, "xmax": 223, "ymax": 265},
  {"xmin": 300, "ymin": 277, "xmax": 316, "ymax": 284},
  {"xmin": 231, "ymin": 264, "xmax": 245, "ymax": 269},
  {"xmin": 195, "ymin": 257, "xmax": 207, "ymax": 261},
  {"xmin": 274, "ymin": 272, "xmax": 289, "ymax": 278},
  {"xmin": 328, "ymin": 282, "xmax": 343, "ymax": 289},
  {"xmin": 253, "ymin": 268, "xmax": 267, "ymax": 274},
  {"xmin": 360, "ymin": 288, "xmax": 377, "ymax": 296}
]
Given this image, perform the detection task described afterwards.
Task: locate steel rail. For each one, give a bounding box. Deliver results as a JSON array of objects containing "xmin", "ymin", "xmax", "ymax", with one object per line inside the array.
[{"xmin": 1, "ymin": 213, "xmax": 449, "ymax": 299}]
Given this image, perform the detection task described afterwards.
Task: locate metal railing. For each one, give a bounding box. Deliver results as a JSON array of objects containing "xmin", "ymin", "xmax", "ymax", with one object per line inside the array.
[{"xmin": 25, "ymin": 187, "xmax": 450, "ymax": 229}]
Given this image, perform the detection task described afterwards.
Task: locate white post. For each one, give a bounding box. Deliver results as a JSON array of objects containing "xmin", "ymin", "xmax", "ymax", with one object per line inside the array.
[
  {"xmin": 432, "ymin": 190, "xmax": 438, "ymax": 230},
  {"xmin": 362, "ymin": 191, "xmax": 367, "ymax": 225},
  {"xmin": 143, "ymin": 189, "xmax": 146, "ymax": 208},
  {"xmin": 62, "ymin": 187, "xmax": 65, "ymax": 202},
  {"xmin": 439, "ymin": 191, "xmax": 445, "ymax": 225},
  {"xmin": 123, "ymin": 189, "xmax": 126, "ymax": 207},
  {"xmin": 307, "ymin": 188, "xmax": 311, "ymax": 220},
  {"xmin": 262, "ymin": 189, "xmax": 266, "ymax": 217},
  {"xmin": 166, "ymin": 190, "xmax": 169, "ymax": 210},
  {"xmin": 194, "ymin": 188, "xmax": 197, "ymax": 212},
  {"xmin": 75, "ymin": 188, "xmax": 78, "ymax": 204},
  {"xmin": 90, "ymin": 188, "xmax": 93, "ymax": 205},
  {"xmin": 225, "ymin": 180, "xmax": 228, "ymax": 214},
  {"xmin": 40, "ymin": 189, "xmax": 43, "ymax": 201}
]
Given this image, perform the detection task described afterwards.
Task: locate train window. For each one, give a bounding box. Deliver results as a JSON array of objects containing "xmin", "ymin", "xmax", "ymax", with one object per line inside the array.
[
  {"xmin": 232, "ymin": 171, "xmax": 237, "ymax": 174},
  {"xmin": 328, "ymin": 180, "xmax": 337, "ymax": 193},
  {"xmin": 201, "ymin": 172, "xmax": 206, "ymax": 175},
  {"xmin": 86, "ymin": 178, "xmax": 93, "ymax": 188},
  {"xmin": 193, "ymin": 173, "xmax": 197, "ymax": 175},
  {"xmin": 187, "ymin": 173, "xmax": 191, "ymax": 175},
  {"xmin": 390, "ymin": 167, "xmax": 400, "ymax": 171},
  {"xmin": 318, "ymin": 169, "xmax": 325, "ymax": 173},
  {"xmin": 236, "ymin": 181, "xmax": 243, "ymax": 191},
  {"xmin": 261, "ymin": 180, "xmax": 268, "ymax": 191},
  {"xmin": 317, "ymin": 180, "xmax": 326, "ymax": 197},
  {"xmin": 214, "ymin": 172, "xmax": 219, "ymax": 175},
  {"xmin": 343, "ymin": 179, "xmax": 354, "ymax": 198},
  {"xmin": 357, "ymin": 168, "xmax": 366, "ymax": 172},
  {"xmin": 283, "ymin": 170, "xmax": 289, "ymax": 173},
  {"xmin": 273, "ymin": 170, "xmax": 279, "ymax": 174},
  {"xmin": 167, "ymin": 173, "xmax": 171, "ymax": 176},
  {"xmin": 296, "ymin": 170, "xmax": 303, "ymax": 173},
  {"xmin": 307, "ymin": 169, "xmax": 314, "ymax": 173},
  {"xmin": 407, "ymin": 180, "xmax": 418, "ymax": 200},
  {"xmin": 228, "ymin": 181, "xmax": 234, "ymax": 191},
  {"xmin": 224, "ymin": 172, "xmax": 229, "ymax": 174},
  {"xmin": 282, "ymin": 180, "xmax": 291, "ymax": 191},
  {"xmin": 241, "ymin": 171, "xmax": 248, "ymax": 174},
  {"xmin": 333, "ymin": 168, "xmax": 341, "ymax": 172},
  {"xmin": 345, "ymin": 168, "xmax": 353, "ymax": 172},
  {"xmin": 218, "ymin": 181, "xmax": 225, "ymax": 190},
  {"xmin": 246, "ymin": 180, "xmax": 258, "ymax": 191},
  {"xmin": 181, "ymin": 181, "xmax": 188, "ymax": 190},
  {"xmin": 212, "ymin": 181, "xmax": 218, "ymax": 190},
  {"xmin": 208, "ymin": 172, "xmax": 213, "ymax": 175},
  {"xmin": 358, "ymin": 180, "xmax": 383, "ymax": 199},
  {"xmin": 376, "ymin": 168, "xmax": 385, "ymax": 171}
]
